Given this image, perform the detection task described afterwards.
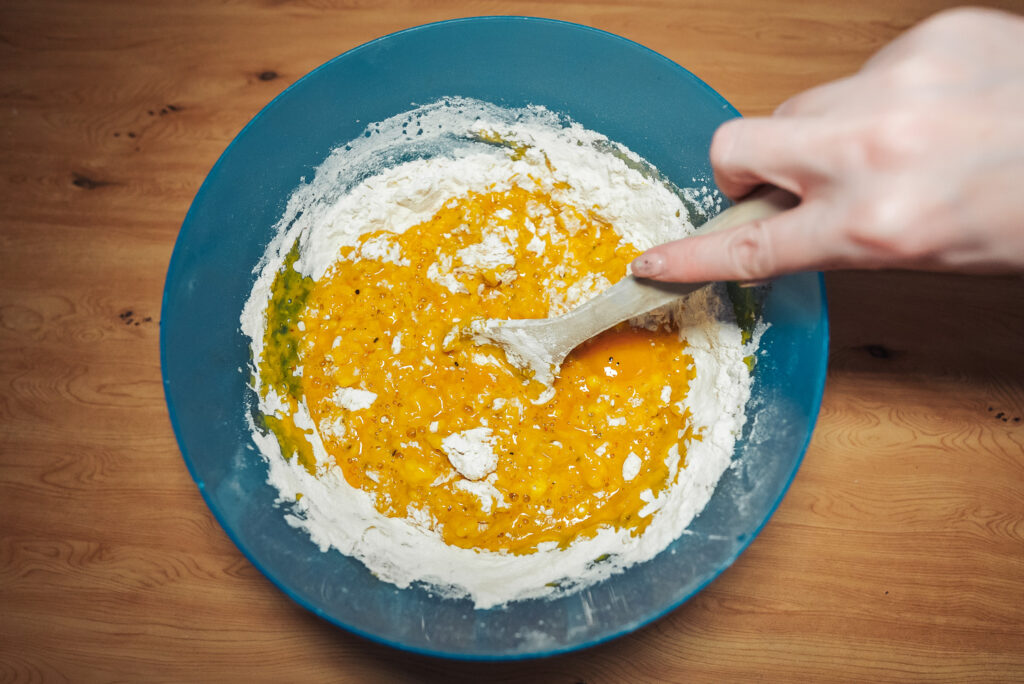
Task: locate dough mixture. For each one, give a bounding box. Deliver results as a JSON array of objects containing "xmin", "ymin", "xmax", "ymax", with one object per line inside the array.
[{"xmin": 241, "ymin": 98, "xmax": 755, "ymax": 608}]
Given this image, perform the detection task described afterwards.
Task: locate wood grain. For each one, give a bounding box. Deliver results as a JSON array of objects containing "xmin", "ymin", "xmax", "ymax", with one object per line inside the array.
[{"xmin": 1, "ymin": 1, "xmax": 1022, "ymax": 682}]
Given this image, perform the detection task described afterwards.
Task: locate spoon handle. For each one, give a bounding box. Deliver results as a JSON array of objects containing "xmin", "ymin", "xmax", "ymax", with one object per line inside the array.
[
  {"xmin": 697, "ymin": 185, "xmax": 799, "ymax": 238},
  {"xmin": 555, "ymin": 186, "xmax": 798, "ymax": 349}
]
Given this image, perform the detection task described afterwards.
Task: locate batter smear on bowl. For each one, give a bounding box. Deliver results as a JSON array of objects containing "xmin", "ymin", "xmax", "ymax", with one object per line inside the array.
[{"xmin": 242, "ymin": 98, "xmax": 758, "ymax": 608}]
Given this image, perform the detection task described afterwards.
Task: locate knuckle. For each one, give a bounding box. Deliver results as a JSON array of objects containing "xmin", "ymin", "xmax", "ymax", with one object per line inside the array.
[
  {"xmin": 844, "ymin": 197, "xmax": 929, "ymax": 261},
  {"xmin": 883, "ymin": 52, "xmax": 945, "ymax": 88},
  {"xmin": 726, "ymin": 221, "xmax": 775, "ymax": 281},
  {"xmin": 846, "ymin": 198, "xmax": 897, "ymax": 241},
  {"xmin": 838, "ymin": 111, "xmax": 923, "ymax": 171},
  {"xmin": 902, "ymin": 8, "xmax": 970, "ymax": 47},
  {"xmin": 886, "ymin": 7, "xmax": 997, "ymax": 76},
  {"xmin": 868, "ymin": 112, "xmax": 915, "ymax": 162},
  {"xmin": 773, "ymin": 95, "xmax": 802, "ymax": 116},
  {"xmin": 920, "ymin": 7, "xmax": 990, "ymax": 33},
  {"xmin": 871, "ymin": 9, "xmax": 989, "ymax": 85}
]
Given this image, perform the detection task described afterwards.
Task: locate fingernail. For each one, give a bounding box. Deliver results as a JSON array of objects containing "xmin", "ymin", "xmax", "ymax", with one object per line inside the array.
[
  {"xmin": 631, "ymin": 252, "xmax": 665, "ymax": 278},
  {"xmin": 738, "ymin": 279, "xmax": 770, "ymax": 288}
]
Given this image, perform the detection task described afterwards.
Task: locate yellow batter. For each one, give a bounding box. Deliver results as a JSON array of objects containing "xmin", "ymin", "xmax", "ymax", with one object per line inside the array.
[{"xmin": 259, "ymin": 184, "xmax": 699, "ymax": 555}]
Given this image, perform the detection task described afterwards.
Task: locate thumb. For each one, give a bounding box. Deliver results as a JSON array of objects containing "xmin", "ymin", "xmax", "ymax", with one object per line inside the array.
[{"xmin": 630, "ymin": 203, "xmax": 826, "ymax": 283}]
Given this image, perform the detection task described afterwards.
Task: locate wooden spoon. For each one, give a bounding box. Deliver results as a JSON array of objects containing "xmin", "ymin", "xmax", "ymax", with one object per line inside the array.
[{"xmin": 472, "ymin": 186, "xmax": 798, "ymax": 384}]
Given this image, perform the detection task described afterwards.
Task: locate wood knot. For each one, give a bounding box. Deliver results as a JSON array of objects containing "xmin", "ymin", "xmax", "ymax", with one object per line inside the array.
[
  {"xmin": 119, "ymin": 310, "xmax": 153, "ymax": 327},
  {"xmin": 986, "ymin": 406, "xmax": 1019, "ymax": 423},
  {"xmin": 258, "ymin": 70, "xmax": 279, "ymax": 81},
  {"xmin": 71, "ymin": 173, "xmax": 114, "ymax": 190},
  {"xmin": 863, "ymin": 344, "xmax": 892, "ymax": 359}
]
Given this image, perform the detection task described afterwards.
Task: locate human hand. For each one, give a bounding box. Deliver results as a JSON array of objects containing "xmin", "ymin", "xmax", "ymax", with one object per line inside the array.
[{"xmin": 631, "ymin": 7, "xmax": 1024, "ymax": 283}]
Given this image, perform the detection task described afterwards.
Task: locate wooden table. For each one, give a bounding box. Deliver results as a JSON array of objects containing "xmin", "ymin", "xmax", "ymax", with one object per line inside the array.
[{"xmin": 2, "ymin": 1, "xmax": 1022, "ymax": 681}]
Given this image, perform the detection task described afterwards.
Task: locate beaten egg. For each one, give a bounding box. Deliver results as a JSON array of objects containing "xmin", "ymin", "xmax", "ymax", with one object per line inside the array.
[{"xmin": 258, "ymin": 182, "xmax": 701, "ymax": 555}]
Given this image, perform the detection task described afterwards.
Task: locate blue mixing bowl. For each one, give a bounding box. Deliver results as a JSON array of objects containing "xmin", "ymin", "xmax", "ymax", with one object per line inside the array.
[{"xmin": 161, "ymin": 17, "xmax": 828, "ymax": 659}]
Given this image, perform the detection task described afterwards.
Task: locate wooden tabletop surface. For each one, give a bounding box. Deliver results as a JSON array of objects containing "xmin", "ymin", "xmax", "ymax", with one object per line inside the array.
[{"xmin": 2, "ymin": 1, "xmax": 1022, "ymax": 681}]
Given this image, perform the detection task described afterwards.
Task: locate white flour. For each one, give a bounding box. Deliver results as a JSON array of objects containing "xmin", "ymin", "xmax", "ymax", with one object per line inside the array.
[
  {"xmin": 241, "ymin": 98, "xmax": 754, "ymax": 608},
  {"xmin": 329, "ymin": 387, "xmax": 376, "ymax": 412},
  {"xmin": 442, "ymin": 427, "xmax": 499, "ymax": 481}
]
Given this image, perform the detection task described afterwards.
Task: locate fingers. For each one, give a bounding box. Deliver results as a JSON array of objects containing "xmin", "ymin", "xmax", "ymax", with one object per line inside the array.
[
  {"xmin": 630, "ymin": 203, "xmax": 833, "ymax": 283},
  {"xmin": 709, "ymin": 117, "xmax": 823, "ymax": 200}
]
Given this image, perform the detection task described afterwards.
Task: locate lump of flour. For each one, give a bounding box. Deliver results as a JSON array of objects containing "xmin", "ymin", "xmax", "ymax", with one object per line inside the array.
[{"xmin": 442, "ymin": 427, "xmax": 499, "ymax": 481}]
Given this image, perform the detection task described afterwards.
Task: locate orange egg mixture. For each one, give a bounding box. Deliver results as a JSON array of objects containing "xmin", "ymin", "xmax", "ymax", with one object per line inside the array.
[{"xmin": 259, "ymin": 184, "xmax": 700, "ymax": 555}]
